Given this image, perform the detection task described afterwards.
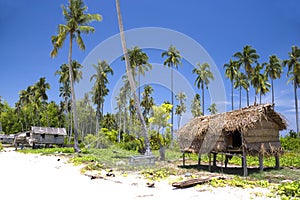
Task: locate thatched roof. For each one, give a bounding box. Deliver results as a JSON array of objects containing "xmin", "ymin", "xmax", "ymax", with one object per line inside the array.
[
  {"xmin": 31, "ymin": 127, "xmax": 67, "ymax": 136},
  {"xmin": 177, "ymin": 104, "xmax": 287, "ymax": 154}
]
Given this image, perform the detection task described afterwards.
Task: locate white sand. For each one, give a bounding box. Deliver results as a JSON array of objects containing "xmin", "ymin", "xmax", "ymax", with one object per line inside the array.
[{"xmin": 0, "ymin": 149, "xmax": 278, "ymax": 200}]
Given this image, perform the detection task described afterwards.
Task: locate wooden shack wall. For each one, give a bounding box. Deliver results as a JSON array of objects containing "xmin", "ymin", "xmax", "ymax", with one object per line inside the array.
[
  {"xmin": 244, "ymin": 120, "xmax": 281, "ymax": 153},
  {"xmin": 31, "ymin": 134, "xmax": 65, "ymax": 145}
]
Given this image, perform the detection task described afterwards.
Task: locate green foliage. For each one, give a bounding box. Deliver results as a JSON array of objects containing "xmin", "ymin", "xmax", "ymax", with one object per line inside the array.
[
  {"xmin": 210, "ymin": 176, "xmax": 269, "ymax": 189},
  {"xmin": 83, "ymin": 134, "xmax": 97, "ymax": 148},
  {"xmin": 70, "ymin": 154, "xmax": 98, "ymax": 166},
  {"xmin": 19, "ymin": 147, "xmax": 74, "ymax": 154},
  {"xmin": 141, "ymin": 168, "xmax": 175, "ymax": 181},
  {"xmin": 0, "ymin": 142, "xmax": 3, "ymax": 151},
  {"xmin": 280, "ymin": 130, "xmax": 300, "ymax": 152},
  {"xmin": 276, "ymin": 181, "xmax": 300, "ymax": 200}
]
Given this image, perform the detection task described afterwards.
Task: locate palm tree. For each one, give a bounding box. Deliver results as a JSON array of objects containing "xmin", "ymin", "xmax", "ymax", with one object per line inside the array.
[
  {"xmin": 234, "ymin": 45, "xmax": 260, "ymax": 106},
  {"xmin": 140, "ymin": 85, "xmax": 155, "ymax": 124},
  {"xmin": 175, "ymin": 91, "xmax": 187, "ymax": 129},
  {"xmin": 251, "ymin": 63, "xmax": 270, "ymax": 104},
  {"xmin": 207, "ymin": 103, "xmax": 218, "ymax": 115},
  {"xmin": 50, "ymin": 0, "xmax": 101, "ymax": 152},
  {"xmin": 161, "ymin": 45, "xmax": 182, "ymax": 139},
  {"xmin": 116, "ymin": 0, "xmax": 151, "ymax": 154},
  {"xmin": 234, "ymin": 71, "xmax": 248, "ymax": 109},
  {"xmin": 90, "ymin": 60, "xmax": 113, "ymax": 135},
  {"xmin": 33, "ymin": 77, "xmax": 50, "ymax": 125},
  {"xmin": 191, "ymin": 94, "xmax": 202, "ymax": 117},
  {"xmin": 192, "ymin": 62, "xmax": 214, "ymax": 115},
  {"xmin": 263, "ymin": 55, "xmax": 283, "ymax": 106},
  {"xmin": 224, "ymin": 59, "xmax": 238, "ymax": 110},
  {"xmin": 123, "ymin": 46, "xmax": 152, "ymax": 102},
  {"xmin": 283, "ymin": 46, "xmax": 300, "ymax": 133}
]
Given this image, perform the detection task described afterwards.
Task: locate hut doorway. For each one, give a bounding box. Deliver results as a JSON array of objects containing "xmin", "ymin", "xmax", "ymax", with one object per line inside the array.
[
  {"xmin": 226, "ymin": 130, "xmax": 242, "ymax": 149},
  {"xmin": 232, "ymin": 130, "xmax": 242, "ymax": 148}
]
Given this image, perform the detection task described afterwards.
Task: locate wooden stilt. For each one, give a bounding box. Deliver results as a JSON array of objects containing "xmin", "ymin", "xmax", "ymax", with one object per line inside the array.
[
  {"xmin": 208, "ymin": 153, "xmax": 212, "ymax": 171},
  {"xmin": 213, "ymin": 152, "xmax": 217, "ymax": 166},
  {"xmin": 183, "ymin": 152, "xmax": 185, "ymax": 166},
  {"xmin": 198, "ymin": 150, "xmax": 201, "ymax": 166},
  {"xmin": 225, "ymin": 155, "xmax": 229, "ymax": 168},
  {"xmin": 275, "ymin": 153, "xmax": 280, "ymax": 169},
  {"xmin": 242, "ymin": 146, "xmax": 248, "ymax": 177},
  {"xmin": 259, "ymin": 152, "xmax": 264, "ymax": 172}
]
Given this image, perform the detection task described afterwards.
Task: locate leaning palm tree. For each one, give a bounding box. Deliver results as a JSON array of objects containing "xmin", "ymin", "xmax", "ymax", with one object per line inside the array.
[
  {"xmin": 283, "ymin": 46, "xmax": 300, "ymax": 133},
  {"xmin": 234, "ymin": 45, "xmax": 260, "ymax": 106},
  {"xmin": 90, "ymin": 60, "xmax": 113, "ymax": 135},
  {"xmin": 192, "ymin": 62, "xmax": 214, "ymax": 115},
  {"xmin": 50, "ymin": 0, "xmax": 101, "ymax": 152},
  {"xmin": 224, "ymin": 59, "xmax": 238, "ymax": 110},
  {"xmin": 116, "ymin": 0, "xmax": 151, "ymax": 154},
  {"xmin": 161, "ymin": 45, "xmax": 182, "ymax": 139},
  {"xmin": 263, "ymin": 55, "xmax": 283, "ymax": 106}
]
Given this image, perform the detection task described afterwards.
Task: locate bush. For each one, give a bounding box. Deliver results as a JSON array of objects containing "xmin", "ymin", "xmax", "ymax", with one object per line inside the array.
[
  {"xmin": 276, "ymin": 181, "xmax": 300, "ymax": 199},
  {"xmin": 280, "ymin": 137, "xmax": 300, "ymax": 151},
  {"xmin": 0, "ymin": 142, "xmax": 3, "ymax": 151}
]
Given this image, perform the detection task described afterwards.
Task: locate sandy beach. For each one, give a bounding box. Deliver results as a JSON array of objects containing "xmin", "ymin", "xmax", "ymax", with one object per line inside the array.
[{"xmin": 0, "ymin": 149, "xmax": 278, "ymax": 200}]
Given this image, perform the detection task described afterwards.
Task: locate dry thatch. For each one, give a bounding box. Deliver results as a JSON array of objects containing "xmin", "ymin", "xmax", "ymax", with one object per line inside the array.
[{"xmin": 177, "ymin": 104, "xmax": 287, "ymax": 155}]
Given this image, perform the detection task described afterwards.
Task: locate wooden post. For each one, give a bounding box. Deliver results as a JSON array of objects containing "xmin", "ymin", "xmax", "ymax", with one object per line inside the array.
[
  {"xmin": 183, "ymin": 152, "xmax": 185, "ymax": 166},
  {"xmin": 198, "ymin": 150, "xmax": 201, "ymax": 166},
  {"xmin": 259, "ymin": 152, "xmax": 264, "ymax": 172},
  {"xmin": 213, "ymin": 152, "xmax": 217, "ymax": 166},
  {"xmin": 275, "ymin": 153, "xmax": 280, "ymax": 169},
  {"xmin": 242, "ymin": 147, "xmax": 248, "ymax": 176},
  {"xmin": 208, "ymin": 152, "xmax": 211, "ymax": 171}
]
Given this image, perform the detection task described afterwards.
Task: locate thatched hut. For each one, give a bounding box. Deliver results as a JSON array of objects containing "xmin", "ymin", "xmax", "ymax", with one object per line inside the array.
[{"xmin": 177, "ymin": 104, "xmax": 287, "ymax": 176}]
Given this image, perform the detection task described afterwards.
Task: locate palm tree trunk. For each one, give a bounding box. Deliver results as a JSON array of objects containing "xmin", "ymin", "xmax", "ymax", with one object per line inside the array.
[
  {"xmin": 138, "ymin": 70, "xmax": 141, "ymax": 103},
  {"xmin": 247, "ymin": 89, "xmax": 249, "ymax": 106},
  {"xmin": 271, "ymin": 78, "xmax": 274, "ymax": 106},
  {"xmin": 294, "ymin": 81, "xmax": 299, "ymax": 133},
  {"xmin": 202, "ymin": 84, "xmax": 205, "ymax": 115},
  {"xmin": 68, "ymin": 33, "xmax": 80, "ymax": 152},
  {"xmin": 239, "ymin": 85, "xmax": 241, "ymax": 109},
  {"xmin": 260, "ymin": 93, "xmax": 262, "ymax": 104},
  {"xmin": 231, "ymin": 81, "xmax": 234, "ymax": 110},
  {"xmin": 171, "ymin": 67, "xmax": 174, "ymax": 140},
  {"xmin": 116, "ymin": 0, "xmax": 151, "ymax": 155}
]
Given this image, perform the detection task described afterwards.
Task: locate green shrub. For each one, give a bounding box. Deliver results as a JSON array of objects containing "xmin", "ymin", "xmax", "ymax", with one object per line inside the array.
[
  {"xmin": 280, "ymin": 137, "xmax": 300, "ymax": 151},
  {"xmin": 0, "ymin": 142, "xmax": 3, "ymax": 151},
  {"xmin": 276, "ymin": 181, "xmax": 300, "ymax": 199}
]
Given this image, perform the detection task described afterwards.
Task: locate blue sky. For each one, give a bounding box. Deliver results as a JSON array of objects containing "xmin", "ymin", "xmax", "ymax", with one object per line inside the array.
[{"xmin": 0, "ymin": 0, "xmax": 300, "ymax": 135}]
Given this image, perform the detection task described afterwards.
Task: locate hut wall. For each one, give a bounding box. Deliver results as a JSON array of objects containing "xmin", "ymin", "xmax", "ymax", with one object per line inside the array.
[
  {"xmin": 31, "ymin": 134, "xmax": 65, "ymax": 145},
  {"xmin": 244, "ymin": 120, "xmax": 281, "ymax": 153}
]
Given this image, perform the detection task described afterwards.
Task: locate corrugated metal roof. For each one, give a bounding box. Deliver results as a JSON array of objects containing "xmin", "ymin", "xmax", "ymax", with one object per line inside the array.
[{"xmin": 31, "ymin": 127, "xmax": 67, "ymax": 136}]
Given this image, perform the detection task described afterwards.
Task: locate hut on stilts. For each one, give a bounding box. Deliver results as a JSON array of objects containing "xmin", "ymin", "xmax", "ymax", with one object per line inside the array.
[{"xmin": 177, "ymin": 104, "xmax": 287, "ymax": 176}]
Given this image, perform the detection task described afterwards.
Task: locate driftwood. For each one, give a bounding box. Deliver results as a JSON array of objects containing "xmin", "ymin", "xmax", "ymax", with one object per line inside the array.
[{"xmin": 172, "ymin": 175, "xmax": 226, "ymax": 189}]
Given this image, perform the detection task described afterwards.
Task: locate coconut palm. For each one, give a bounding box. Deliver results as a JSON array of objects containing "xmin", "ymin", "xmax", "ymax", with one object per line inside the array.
[
  {"xmin": 207, "ymin": 103, "xmax": 218, "ymax": 115},
  {"xmin": 90, "ymin": 60, "xmax": 113, "ymax": 135},
  {"xmin": 123, "ymin": 46, "xmax": 152, "ymax": 102},
  {"xmin": 50, "ymin": 0, "xmax": 101, "ymax": 152},
  {"xmin": 175, "ymin": 91, "xmax": 187, "ymax": 129},
  {"xmin": 283, "ymin": 46, "xmax": 300, "ymax": 133},
  {"xmin": 116, "ymin": 0, "xmax": 151, "ymax": 154},
  {"xmin": 161, "ymin": 45, "xmax": 182, "ymax": 139},
  {"xmin": 234, "ymin": 71, "xmax": 248, "ymax": 109},
  {"xmin": 140, "ymin": 85, "xmax": 155, "ymax": 124},
  {"xmin": 191, "ymin": 94, "xmax": 202, "ymax": 117},
  {"xmin": 234, "ymin": 45, "xmax": 260, "ymax": 106},
  {"xmin": 251, "ymin": 63, "xmax": 271, "ymax": 104},
  {"xmin": 263, "ymin": 55, "xmax": 283, "ymax": 106},
  {"xmin": 192, "ymin": 62, "xmax": 214, "ymax": 115},
  {"xmin": 224, "ymin": 59, "xmax": 238, "ymax": 110}
]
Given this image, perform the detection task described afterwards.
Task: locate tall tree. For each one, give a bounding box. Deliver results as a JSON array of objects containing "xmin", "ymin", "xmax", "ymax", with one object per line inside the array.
[
  {"xmin": 191, "ymin": 94, "xmax": 202, "ymax": 117},
  {"xmin": 234, "ymin": 71, "xmax": 248, "ymax": 109},
  {"xmin": 251, "ymin": 63, "xmax": 270, "ymax": 104},
  {"xmin": 234, "ymin": 45, "xmax": 260, "ymax": 106},
  {"xmin": 140, "ymin": 85, "xmax": 155, "ymax": 124},
  {"xmin": 192, "ymin": 62, "xmax": 214, "ymax": 115},
  {"xmin": 161, "ymin": 45, "xmax": 182, "ymax": 140},
  {"xmin": 123, "ymin": 46, "xmax": 152, "ymax": 102},
  {"xmin": 116, "ymin": 0, "xmax": 151, "ymax": 154},
  {"xmin": 263, "ymin": 55, "xmax": 283, "ymax": 106},
  {"xmin": 224, "ymin": 59, "xmax": 238, "ymax": 110},
  {"xmin": 90, "ymin": 60, "xmax": 113, "ymax": 135},
  {"xmin": 50, "ymin": 0, "xmax": 101, "ymax": 152},
  {"xmin": 175, "ymin": 91, "xmax": 186, "ymax": 129},
  {"xmin": 207, "ymin": 103, "xmax": 218, "ymax": 115},
  {"xmin": 283, "ymin": 46, "xmax": 300, "ymax": 133}
]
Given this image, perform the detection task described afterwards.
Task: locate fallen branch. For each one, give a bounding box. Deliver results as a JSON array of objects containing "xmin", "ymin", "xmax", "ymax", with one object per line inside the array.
[{"xmin": 172, "ymin": 175, "xmax": 226, "ymax": 189}]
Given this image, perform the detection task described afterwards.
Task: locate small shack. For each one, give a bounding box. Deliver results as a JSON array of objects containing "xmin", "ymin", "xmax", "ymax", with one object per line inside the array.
[
  {"xmin": 0, "ymin": 134, "xmax": 15, "ymax": 144},
  {"xmin": 177, "ymin": 104, "xmax": 287, "ymax": 176},
  {"xmin": 31, "ymin": 126, "xmax": 66, "ymax": 147}
]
